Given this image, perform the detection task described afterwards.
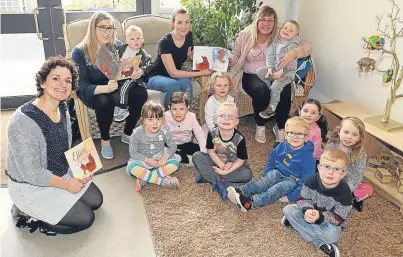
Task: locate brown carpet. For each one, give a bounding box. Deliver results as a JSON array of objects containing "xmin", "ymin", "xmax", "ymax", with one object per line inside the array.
[{"xmin": 140, "ymin": 116, "xmax": 403, "ymax": 257}]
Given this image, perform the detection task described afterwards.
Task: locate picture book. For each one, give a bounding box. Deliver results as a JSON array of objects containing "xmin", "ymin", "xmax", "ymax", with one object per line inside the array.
[
  {"xmin": 192, "ymin": 46, "xmax": 230, "ymax": 73},
  {"xmin": 64, "ymin": 138, "xmax": 103, "ymax": 179},
  {"xmin": 95, "ymin": 44, "xmax": 142, "ymax": 81}
]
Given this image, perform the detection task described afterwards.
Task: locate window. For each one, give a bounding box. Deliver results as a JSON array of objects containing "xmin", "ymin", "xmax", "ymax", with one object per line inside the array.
[{"xmin": 160, "ymin": 0, "xmax": 181, "ymax": 8}]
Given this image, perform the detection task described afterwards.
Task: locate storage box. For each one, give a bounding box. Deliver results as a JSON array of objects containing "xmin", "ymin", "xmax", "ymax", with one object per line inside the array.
[
  {"xmin": 392, "ymin": 156, "xmax": 403, "ymax": 168},
  {"xmin": 377, "ymin": 151, "xmax": 393, "ymax": 165},
  {"xmin": 397, "ymin": 178, "xmax": 403, "ymax": 193},
  {"xmin": 367, "ymin": 157, "xmax": 381, "ymax": 171},
  {"xmin": 375, "ymin": 168, "xmax": 393, "ymax": 183}
]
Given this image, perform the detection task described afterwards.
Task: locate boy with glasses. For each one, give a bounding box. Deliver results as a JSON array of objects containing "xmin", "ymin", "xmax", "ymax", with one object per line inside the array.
[
  {"xmin": 282, "ymin": 148, "xmax": 352, "ymax": 257},
  {"xmin": 193, "ymin": 103, "xmax": 252, "ymax": 200},
  {"xmin": 227, "ymin": 116, "xmax": 315, "ymax": 211}
]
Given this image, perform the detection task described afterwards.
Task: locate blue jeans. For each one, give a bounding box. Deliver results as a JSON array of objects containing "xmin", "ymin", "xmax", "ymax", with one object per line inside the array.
[
  {"xmin": 147, "ymin": 75, "xmax": 193, "ymax": 108},
  {"xmin": 283, "ymin": 204, "xmax": 342, "ymax": 248},
  {"xmin": 240, "ymin": 169, "xmax": 297, "ymax": 208}
]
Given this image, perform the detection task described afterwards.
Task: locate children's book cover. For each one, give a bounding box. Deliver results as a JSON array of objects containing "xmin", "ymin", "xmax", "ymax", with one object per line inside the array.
[
  {"xmin": 193, "ymin": 46, "xmax": 230, "ymax": 72},
  {"xmin": 64, "ymin": 138, "xmax": 103, "ymax": 179},
  {"xmin": 95, "ymin": 44, "xmax": 142, "ymax": 81}
]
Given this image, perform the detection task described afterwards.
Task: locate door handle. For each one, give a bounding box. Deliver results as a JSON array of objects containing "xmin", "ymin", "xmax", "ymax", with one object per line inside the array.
[
  {"xmin": 54, "ymin": 6, "xmax": 66, "ymax": 40},
  {"xmin": 33, "ymin": 7, "xmax": 50, "ymax": 41}
]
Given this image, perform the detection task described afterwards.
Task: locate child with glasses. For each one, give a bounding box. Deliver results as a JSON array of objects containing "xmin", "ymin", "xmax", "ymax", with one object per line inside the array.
[
  {"xmin": 227, "ymin": 116, "xmax": 315, "ymax": 211},
  {"xmin": 113, "ymin": 25, "xmax": 153, "ymax": 124},
  {"xmin": 193, "ymin": 103, "xmax": 252, "ymax": 200},
  {"xmin": 325, "ymin": 116, "xmax": 373, "ymax": 212},
  {"xmin": 282, "ymin": 148, "xmax": 352, "ymax": 257},
  {"xmin": 256, "ymin": 20, "xmax": 301, "ymax": 119}
]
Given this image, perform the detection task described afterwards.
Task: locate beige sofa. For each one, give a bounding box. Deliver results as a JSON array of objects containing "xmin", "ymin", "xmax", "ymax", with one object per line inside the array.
[{"xmin": 63, "ymin": 15, "xmax": 201, "ymax": 140}]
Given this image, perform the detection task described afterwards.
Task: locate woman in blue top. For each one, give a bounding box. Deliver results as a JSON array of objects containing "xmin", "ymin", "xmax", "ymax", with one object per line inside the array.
[
  {"xmin": 147, "ymin": 7, "xmax": 212, "ymax": 108},
  {"xmin": 71, "ymin": 11, "xmax": 148, "ymax": 159}
]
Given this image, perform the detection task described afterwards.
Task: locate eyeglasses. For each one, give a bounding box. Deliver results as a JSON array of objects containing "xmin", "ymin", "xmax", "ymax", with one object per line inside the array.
[
  {"xmin": 96, "ymin": 26, "xmax": 116, "ymax": 33},
  {"xmin": 259, "ymin": 18, "xmax": 275, "ymax": 24},
  {"xmin": 286, "ymin": 132, "xmax": 307, "ymax": 139},
  {"xmin": 319, "ymin": 164, "xmax": 345, "ymax": 174},
  {"xmin": 217, "ymin": 114, "xmax": 238, "ymax": 120}
]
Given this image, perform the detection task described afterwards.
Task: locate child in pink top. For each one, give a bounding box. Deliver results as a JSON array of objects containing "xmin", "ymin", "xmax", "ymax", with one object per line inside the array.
[
  {"xmin": 165, "ymin": 92, "xmax": 206, "ymax": 167},
  {"xmin": 296, "ymin": 99, "xmax": 328, "ymax": 161}
]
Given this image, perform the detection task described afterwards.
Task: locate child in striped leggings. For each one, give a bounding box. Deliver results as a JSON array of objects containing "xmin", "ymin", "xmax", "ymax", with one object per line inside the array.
[{"xmin": 126, "ymin": 100, "xmax": 180, "ymax": 191}]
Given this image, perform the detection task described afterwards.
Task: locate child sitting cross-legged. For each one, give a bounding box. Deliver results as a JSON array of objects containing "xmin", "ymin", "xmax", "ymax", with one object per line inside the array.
[
  {"xmin": 227, "ymin": 116, "xmax": 315, "ymax": 212},
  {"xmin": 282, "ymin": 148, "xmax": 353, "ymax": 257},
  {"xmin": 126, "ymin": 100, "xmax": 180, "ymax": 192},
  {"xmin": 164, "ymin": 92, "xmax": 206, "ymax": 167},
  {"xmin": 193, "ymin": 103, "xmax": 252, "ymax": 200}
]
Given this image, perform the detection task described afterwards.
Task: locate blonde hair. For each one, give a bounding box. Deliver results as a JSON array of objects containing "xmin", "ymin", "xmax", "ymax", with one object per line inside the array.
[
  {"xmin": 140, "ymin": 100, "xmax": 165, "ymax": 123},
  {"xmin": 207, "ymin": 72, "xmax": 234, "ymax": 95},
  {"xmin": 82, "ymin": 11, "xmax": 116, "ymax": 65},
  {"xmin": 125, "ymin": 25, "xmax": 143, "ymax": 38},
  {"xmin": 284, "ymin": 20, "xmax": 300, "ymax": 35},
  {"xmin": 217, "ymin": 102, "xmax": 238, "ymax": 117},
  {"xmin": 320, "ymin": 149, "xmax": 348, "ymax": 169},
  {"xmin": 285, "ymin": 116, "xmax": 310, "ymax": 134},
  {"xmin": 329, "ymin": 116, "xmax": 365, "ymax": 162},
  {"xmin": 250, "ymin": 6, "xmax": 278, "ymax": 48}
]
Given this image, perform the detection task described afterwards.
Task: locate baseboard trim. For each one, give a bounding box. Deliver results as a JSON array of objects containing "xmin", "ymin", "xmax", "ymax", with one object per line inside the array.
[{"xmin": 1, "ymin": 95, "xmax": 35, "ymax": 110}]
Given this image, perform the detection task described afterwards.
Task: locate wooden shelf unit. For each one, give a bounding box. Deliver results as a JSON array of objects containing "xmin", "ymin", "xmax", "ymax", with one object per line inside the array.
[{"xmin": 323, "ymin": 102, "xmax": 403, "ymax": 213}]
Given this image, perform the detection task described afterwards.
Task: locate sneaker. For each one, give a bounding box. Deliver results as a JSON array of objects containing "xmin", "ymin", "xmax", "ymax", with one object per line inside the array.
[
  {"xmin": 226, "ymin": 186, "xmax": 242, "ymax": 205},
  {"xmin": 227, "ymin": 186, "xmax": 253, "ymax": 212},
  {"xmin": 195, "ymin": 174, "xmax": 209, "ymax": 184},
  {"xmin": 101, "ymin": 145, "xmax": 114, "ymax": 159},
  {"xmin": 273, "ymin": 123, "xmax": 278, "ymax": 136},
  {"xmin": 281, "ymin": 216, "xmax": 292, "ymax": 228},
  {"xmin": 275, "ymin": 128, "xmax": 285, "ymax": 143},
  {"xmin": 353, "ymin": 199, "xmax": 364, "ymax": 212},
  {"xmin": 259, "ymin": 109, "xmax": 276, "ymax": 119},
  {"xmin": 121, "ymin": 133, "xmax": 130, "ymax": 145},
  {"xmin": 135, "ymin": 179, "xmax": 146, "ymax": 192},
  {"xmin": 114, "ymin": 107, "xmax": 129, "ymax": 122},
  {"xmin": 185, "ymin": 155, "xmax": 195, "ymax": 168},
  {"xmin": 319, "ymin": 243, "xmax": 340, "ymax": 257},
  {"xmin": 173, "ymin": 153, "xmax": 182, "ymax": 163},
  {"xmin": 212, "ymin": 179, "xmax": 230, "ymax": 200},
  {"xmin": 255, "ymin": 126, "xmax": 266, "ymax": 143},
  {"xmin": 163, "ymin": 176, "xmax": 181, "ymax": 189}
]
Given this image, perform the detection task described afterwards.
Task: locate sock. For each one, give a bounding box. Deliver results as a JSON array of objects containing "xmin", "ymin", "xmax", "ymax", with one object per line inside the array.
[
  {"xmin": 154, "ymin": 159, "xmax": 180, "ymax": 177},
  {"xmin": 127, "ymin": 161, "xmax": 163, "ymax": 185}
]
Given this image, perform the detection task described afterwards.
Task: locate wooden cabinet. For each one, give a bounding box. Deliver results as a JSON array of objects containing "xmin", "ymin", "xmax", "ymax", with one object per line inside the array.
[{"xmin": 323, "ymin": 102, "xmax": 403, "ymax": 213}]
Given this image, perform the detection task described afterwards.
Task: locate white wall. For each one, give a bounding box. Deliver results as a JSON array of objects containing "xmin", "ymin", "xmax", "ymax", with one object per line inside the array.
[{"xmin": 299, "ymin": 0, "xmax": 403, "ymax": 123}]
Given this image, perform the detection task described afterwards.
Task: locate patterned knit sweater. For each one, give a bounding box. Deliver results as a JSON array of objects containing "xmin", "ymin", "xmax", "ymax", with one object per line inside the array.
[{"xmin": 296, "ymin": 173, "xmax": 352, "ymax": 227}]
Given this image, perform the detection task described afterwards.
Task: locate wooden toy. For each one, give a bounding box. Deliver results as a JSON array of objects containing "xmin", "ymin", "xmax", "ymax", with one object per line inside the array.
[
  {"xmin": 367, "ymin": 157, "xmax": 381, "ymax": 171},
  {"xmin": 377, "ymin": 151, "xmax": 393, "ymax": 165},
  {"xmin": 397, "ymin": 179, "xmax": 403, "ymax": 193},
  {"xmin": 376, "ymin": 168, "xmax": 393, "ymax": 183}
]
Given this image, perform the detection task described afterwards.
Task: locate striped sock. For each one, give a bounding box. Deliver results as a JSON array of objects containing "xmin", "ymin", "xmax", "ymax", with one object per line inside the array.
[
  {"xmin": 127, "ymin": 161, "xmax": 163, "ymax": 185},
  {"xmin": 154, "ymin": 159, "xmax": 180, "ymax": 177}
]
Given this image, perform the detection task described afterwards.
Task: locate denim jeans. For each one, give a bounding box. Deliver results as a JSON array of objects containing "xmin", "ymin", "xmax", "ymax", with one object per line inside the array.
[
  {"xmin": 147, "ymin": 75, "xmax": 193, "ymax": 108},
  {"xmin": 240, "ymin": 169, "xmax": 297, "ymax": 208},
  {"xmin": 283, "ymin": 204, "xmax": 342, "ymax": 248}
]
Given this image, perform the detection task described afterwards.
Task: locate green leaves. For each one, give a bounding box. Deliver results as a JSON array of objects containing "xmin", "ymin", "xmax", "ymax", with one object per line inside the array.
[{"xmin": 181, "ymin": 0, "xmax": 262, "ymax": 49}]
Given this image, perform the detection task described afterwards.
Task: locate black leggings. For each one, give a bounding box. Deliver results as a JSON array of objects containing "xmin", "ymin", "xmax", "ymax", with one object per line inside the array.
[
  {"xmin": 176, "ymin": 142, "xmax": 200, "ymax": 163},
  {"xmin": 92, "ymin": 84, "xmax": 148, "ymax": 140},
  {"xmin": 40, "ymin": 183, "xmax": 103, "ymax": 234},
  {"xmin": 242, "ymin": 72, "xmax": 292, "ymax": 129}
]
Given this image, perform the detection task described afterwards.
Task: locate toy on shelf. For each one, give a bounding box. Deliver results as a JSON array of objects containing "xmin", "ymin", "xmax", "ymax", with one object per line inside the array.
[
  {"xmin": 377, "ymin": 150, "xmax": 393, "ymax": 165},
  {"xmin": 376, "ymin": 167, "xmax": 393, "ymax": 183},
  {"xmin": 397, "ymin": 177, "xmax": 403, "ymax": 193},
  {"xmin": 367, "ymin": 157, "xmax": 381, "ymax": 171}
]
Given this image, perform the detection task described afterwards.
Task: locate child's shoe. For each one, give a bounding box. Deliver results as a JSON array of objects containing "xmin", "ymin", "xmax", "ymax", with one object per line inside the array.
[
  {"xmin": 259, "ymin": 107, "xmax": 276, "ymax": 119},
  {"xmin": 195, "ymin": 174, "xmax": 209, "ymax": 184},
  {"xmin": 281, "ymin": 216, "xmax": 292, "ymax": 228},
  {"xmin": 319, "ymin": 243, "xmax": 340, "ymax": 257},
  {"xmin": 163, "ymin": 176, "xmax": 181, "ymax": 189},
  {"xmin": 255, "ymin": 125, "xmax": 266, "ymax": 143},
  {"xmin": 352, "ymin": 198, "xmax": 364, "ymax": 212},
  {"xmin": 173, "ymin": 153, "xmax": 182, "ymax": 163},
  {"xmin": 114, "ymin": 107, "xmax": 129, "ymax": 122},
  {"xmin": 275, "ymin": 128, "xmax": 285, "ymax": 143},
  {"xmin": 212, "ymin": 179, "xmax": 230, "ymax": 200},
  {"xmin": 135, "ymin": 179, "xmax": 146, "ymax": 192},
  {"xmin": 227, "ymin": 186, "xmax": 253, "ymax": 212},
  {"xmin": 185, "ymin": 155, "xmax": 195, "ymax": 168}
]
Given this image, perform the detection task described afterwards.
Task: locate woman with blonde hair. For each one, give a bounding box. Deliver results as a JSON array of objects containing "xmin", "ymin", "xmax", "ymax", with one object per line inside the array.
[
  {"xmin": 229, "ymin": 6, "xmax": 312, "ymax": 144},
  {"xmin": 71, "ymin": 11, "xmax": 148, "ymax": 159}
]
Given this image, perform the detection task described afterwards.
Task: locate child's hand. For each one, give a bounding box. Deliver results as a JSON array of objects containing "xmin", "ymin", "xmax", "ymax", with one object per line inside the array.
[
  {"xmin": 213, "ymin": 166, "xmax": 228, "ymax": 175},
  {"xmin": 265, "ymin": 68, "xmax": 273, "ymax": 79},
  {"xmin": 131, "ymin": 68, "xmax": 144, "ymax": 80},
  {"xmin": 272, "ymin": 70, "xmax": 283, "ymax": 80},
  {"xmin": 158, "ymin": 154, "xmax": 169, "ymax": 166},
  {"xmin": 223, "ymin": 162, "xmax": 234, "ymax": 171},
  {"xmin": 279, "ymin": 196, "xmax": 289, "ymax": 203},
  {"xmin": 145, "ymin": 158, "xmax": 159, "ymax": 168},
  {"xmin": 304, "ymin": 209, "xmax": 319, "ymax": 223}
]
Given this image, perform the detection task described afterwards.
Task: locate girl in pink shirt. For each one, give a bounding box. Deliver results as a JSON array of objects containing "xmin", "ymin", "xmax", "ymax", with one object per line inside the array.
[{"xmin": 297, "ymin": 99, "xmax": 328, "ymax": 161}]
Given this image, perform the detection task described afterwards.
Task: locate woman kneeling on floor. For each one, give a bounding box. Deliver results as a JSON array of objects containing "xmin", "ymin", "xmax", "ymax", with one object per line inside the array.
[{"xmin": 6, "ymin": 57, "xmax": 103, "ymax": 235}]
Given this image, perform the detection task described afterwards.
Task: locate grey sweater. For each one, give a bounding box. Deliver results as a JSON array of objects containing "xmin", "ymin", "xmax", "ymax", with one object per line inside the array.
[
  {"xmin": 325, "ymin": 142, "xmax": 366, "ymax": 191},
  {"xmin": 6, "ymin": 102, "xmax": 72, "ymax": 187},
  {"xmin": 129, "ymin": 125, "xmax": 177, "ymax": 161}
]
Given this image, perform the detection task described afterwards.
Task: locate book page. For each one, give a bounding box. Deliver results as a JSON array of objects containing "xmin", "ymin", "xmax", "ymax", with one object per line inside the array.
[
  {"xmin": 212, "ymin": 47, "xmax": 230, "ymax": 72},
  {"xmin": 95, "ymin": 44, "xmax": 119, "ymax": 80},
  {"xmin": 64, "ymin": 138, "xmax": 103, "ymax": 179},
  {"xmin": 115, "ymin": 55, "xmax": 142, "ymax": 81},
  {"xmin": 193, "ymin": 46, "xmax": 213, "ymax": 71}
]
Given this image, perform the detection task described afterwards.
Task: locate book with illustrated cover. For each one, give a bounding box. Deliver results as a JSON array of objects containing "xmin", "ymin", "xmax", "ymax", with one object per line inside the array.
[
  {"xmin": 192, "ymin": 46, "xmax": 230, "ymax": 73},
  {"xmin": 64, "ymin": 138, "xmax": 103, "ymax": 179},
  {"xmin": 95, "ymin": 44, "xmax": 142, "ymax": 81}
]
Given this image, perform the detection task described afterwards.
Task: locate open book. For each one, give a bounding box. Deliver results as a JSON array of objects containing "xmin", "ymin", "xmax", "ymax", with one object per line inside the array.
[
  {"xmin": 192, "ymin": 46, "xmax": 230, "ymax": 73},
  {"xmin": 64, "ymin": 138, "xmax": 103, "ymax": 179},
  {"xmin": 95, "ymin": 44, "xmax": 142, "ymax": 81}
]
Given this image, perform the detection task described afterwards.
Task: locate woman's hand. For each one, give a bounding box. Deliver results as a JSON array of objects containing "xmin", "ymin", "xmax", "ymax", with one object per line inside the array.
[
  {"xmin": 65, "ymin": 178, "xmax": 85, "ymax": 194},
  {"xmin": 279, "ymin": 50, "xmax": 298, "ymax": 70},
  {"xmin": 187, "ymin": 47, "xmax": 194, "ymax": 60},
  {"xmin": 131, "ymin": 68, "xmax": 144, "ymax": 80},
  {"xmin": 106, "ymin": 80, "xmax": 118, "ymax": 93},
  {"xmin": 199, "ymin": 69, "xmax": 214, "ymax": 77}
]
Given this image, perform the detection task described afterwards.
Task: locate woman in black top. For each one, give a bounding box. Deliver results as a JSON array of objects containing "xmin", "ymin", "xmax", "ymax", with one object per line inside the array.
[{"xmin": 147, "ymin": 7, "xmax": 212, "ymax": 108}]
